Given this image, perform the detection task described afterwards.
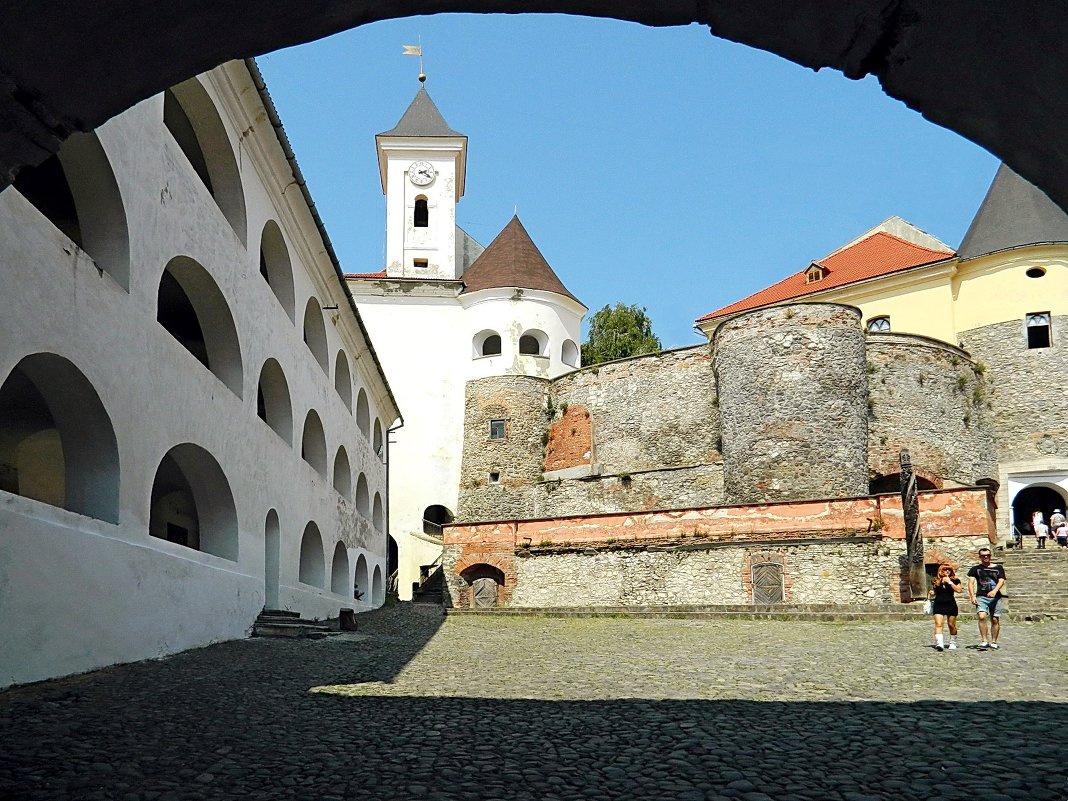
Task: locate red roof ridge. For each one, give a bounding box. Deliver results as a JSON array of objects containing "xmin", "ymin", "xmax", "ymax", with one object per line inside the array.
[{"xmin": 696, "ymin": 229, "xmax": 956, "ymax": 324}]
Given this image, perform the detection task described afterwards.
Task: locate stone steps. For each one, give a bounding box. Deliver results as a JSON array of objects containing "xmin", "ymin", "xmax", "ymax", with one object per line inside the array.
[
  {"xmin": 445, "ymin": 605, "xmax": 1068, "ymax": 623},
  {"xmin": 252, "ymin": 609, "xmax": 340, "ymax": 639}
]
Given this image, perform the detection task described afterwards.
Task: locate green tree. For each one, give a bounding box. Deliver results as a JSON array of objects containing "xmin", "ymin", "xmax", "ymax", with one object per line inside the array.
[{"xmin": 581, "ymin": 303, "xmax": 662, "ymax": 366}]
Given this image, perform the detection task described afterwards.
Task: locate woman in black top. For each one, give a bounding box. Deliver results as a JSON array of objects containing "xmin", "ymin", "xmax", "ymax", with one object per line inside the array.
[{"xmin": 929, "ymin": 564, "xmax": 963, "ymax": 651}]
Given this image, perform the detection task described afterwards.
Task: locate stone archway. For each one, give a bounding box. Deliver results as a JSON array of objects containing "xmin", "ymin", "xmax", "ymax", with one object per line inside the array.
[{"xmin": 2, "ymin": 3, "xmax": 1068, "ymax": 217}]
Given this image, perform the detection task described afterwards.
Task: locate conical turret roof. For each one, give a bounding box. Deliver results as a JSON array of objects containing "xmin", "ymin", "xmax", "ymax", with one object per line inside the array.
[
  {"xmin": 378, "ymin": 85, "xmax": 463, "ymax": 137},
  {"xmin": 958, "ymin": 163, "xmax": 1068, "ymax": 258},
  {"xmin": 460, "ymin": 216, "xmax": 582, "ymax": 305}
]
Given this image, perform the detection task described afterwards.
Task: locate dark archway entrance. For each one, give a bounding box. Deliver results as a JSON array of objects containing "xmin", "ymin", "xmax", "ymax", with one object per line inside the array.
[
  {"xmin": 1012, "ymin": 485, "xmax": 1068, "ymax": 538},
  {"xmin": 1, "ymin": 4, "xmax": 1068, "ymax": 217}
]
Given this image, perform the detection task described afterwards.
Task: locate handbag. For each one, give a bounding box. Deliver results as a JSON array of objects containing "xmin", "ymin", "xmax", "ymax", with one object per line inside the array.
[{"xmin": 922, "ymin": 599, "xmax": 933, "ymax": 615}]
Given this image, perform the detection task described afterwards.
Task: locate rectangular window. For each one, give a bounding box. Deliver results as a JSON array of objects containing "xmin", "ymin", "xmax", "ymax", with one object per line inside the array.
[
  {"xmin": 413, "ymin": 258, "xmax": 428, "ymax": 269},
  {"xmin": 489, "ymin": 471, "xmax": 500, "ymax": 484},
  {"xmin": 489, "ymin": 419, "xmax": 506, "ymax": 440},
  {"xmin": 1027, "ymin": 312, "xmax": 1051, "ymax": 349}
]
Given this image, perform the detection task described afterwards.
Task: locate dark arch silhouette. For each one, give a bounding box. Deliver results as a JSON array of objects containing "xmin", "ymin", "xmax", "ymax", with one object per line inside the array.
[{"xmin": 0, "ymin": 5, "xmax": 1067, "ymax": 216}]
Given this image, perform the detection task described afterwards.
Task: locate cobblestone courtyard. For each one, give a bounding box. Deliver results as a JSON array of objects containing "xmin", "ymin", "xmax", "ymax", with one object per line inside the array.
[{"xmin": 3, "ymin": 606, "xmax": 1067, "ymax": 800}]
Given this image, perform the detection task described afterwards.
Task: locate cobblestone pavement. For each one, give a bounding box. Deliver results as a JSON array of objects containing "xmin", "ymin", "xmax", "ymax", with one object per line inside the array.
[{"xmin": 3, "ymin": 605, "xmax": 1067, "ymax": 800}]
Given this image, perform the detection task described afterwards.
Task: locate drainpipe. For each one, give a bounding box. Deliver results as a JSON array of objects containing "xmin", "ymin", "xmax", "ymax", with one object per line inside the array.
[{"xmin": 385, "ymin": 418, "xmax": 403, "ymax": 593}]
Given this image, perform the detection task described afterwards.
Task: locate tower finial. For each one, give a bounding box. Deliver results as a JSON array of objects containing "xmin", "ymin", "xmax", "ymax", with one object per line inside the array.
[{"xmin": 402, "ymin": 37, "xmax": 426, "ymax": 83}]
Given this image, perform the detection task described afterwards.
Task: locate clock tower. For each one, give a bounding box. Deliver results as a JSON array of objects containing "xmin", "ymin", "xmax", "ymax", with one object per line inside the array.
[{"xmin": 376, "ymin": 83, "xmax": 467, "ymax": 280}]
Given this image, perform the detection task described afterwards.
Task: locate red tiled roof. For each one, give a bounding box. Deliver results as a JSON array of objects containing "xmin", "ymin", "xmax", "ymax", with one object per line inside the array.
[
  {"xmin": 696, "ymin": 232, "xmax": 955, "ymax": 323},
  {"xmin": 344, "ymin": 270, "xmax": 387, "ymax": 279}
]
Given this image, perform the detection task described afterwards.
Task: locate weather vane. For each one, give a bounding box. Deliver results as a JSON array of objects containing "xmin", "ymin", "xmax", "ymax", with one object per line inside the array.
[{"xmin": 402, "ymin": 37, "xmax": 425, "ymax": 83}]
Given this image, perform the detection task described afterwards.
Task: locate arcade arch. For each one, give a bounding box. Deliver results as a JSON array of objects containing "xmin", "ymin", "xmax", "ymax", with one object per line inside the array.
[
  {"xmin": 149, "ymin": 443, "xmax": 238, "ymax": 560},
  {"xmin": 256, "ymin": 358, "xmax": 292, "ymax": 444},
  {"xmin": 11, "ymin": 131, "xmax": 130, "ymax": 289},
  {"xmin": 355, "ymin": 389, "xmax": 370, "ymax": 438},
  {"xmin": 298, "ymin": 522, "xmax": 325, "ymax": 588},
  {"xmin": 332, "ymin": 446, "xmax": 351, "ymax": 500},
  {"xmin": 301, "ymin": 410, "xmax": 327, "ymax": 476},
  {"xmin": 157, "ymin": 256, "xmax": 243, "ymax": 397},
  {"xmin": 330, "ymin": 541, "xmax": 349, "ymax": 594},
  {"xmin": 334, "ymin": 350, "xmax": 353, "ymax": 410},
  {"xmin": 302, "ymin": 297, "xmax": 329, "ymax": 373},
  {"xmin": 354, "ymin": 553, "xmax": 369, "ymax": 601},
  {"xmin": 0, "ymin": 353, "xmax": 120, "ymax": 523},
  {"xmin": 258, "ymin": 220, "xmax": 295, "ymax": 321},
  {"xmin": 164, "ymin": 79, "xmax": 247, "ymax": 244},
  {"xmin": 372, "ymin": 565, "xmax": 384, "ymax": 605}
]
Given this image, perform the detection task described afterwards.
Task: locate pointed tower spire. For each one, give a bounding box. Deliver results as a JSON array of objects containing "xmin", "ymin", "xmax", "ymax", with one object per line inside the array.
[
  {"xmin": 461, "ymin": 216, "xmax": 584, "ymax": 305},
  {"xmin": 958, "ymin": 163, "xmax": 1068, "ymax": 258}
]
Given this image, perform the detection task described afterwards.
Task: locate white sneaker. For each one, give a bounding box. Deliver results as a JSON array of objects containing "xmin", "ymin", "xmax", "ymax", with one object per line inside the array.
[
  {"xmin": 989, "ymin": 643, "xmax": 1000, "ymax": 650},
  {"xmin": 948, "ymin": 642, "xmax": 958, "ymax": 650},
  {"xmin": 978, "ymin": 641, "xmax": 989, "ymax": 650}
]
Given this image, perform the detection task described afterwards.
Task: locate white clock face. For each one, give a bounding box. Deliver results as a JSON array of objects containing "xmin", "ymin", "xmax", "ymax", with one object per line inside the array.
[{"xmin": 409, "ymin": 161, "xmax": 436, "ymax": 186}]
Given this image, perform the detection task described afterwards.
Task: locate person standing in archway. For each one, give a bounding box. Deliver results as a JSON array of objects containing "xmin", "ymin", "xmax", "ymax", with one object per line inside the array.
[{"xmin": 968, "ymin": 548, "xmax": 1006, "ymax": 650}]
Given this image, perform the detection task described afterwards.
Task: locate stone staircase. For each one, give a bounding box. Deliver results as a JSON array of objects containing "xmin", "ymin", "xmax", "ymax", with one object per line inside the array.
[
  {"xmin": 998, "ymin": 547, "xmax": 1068, "ymax": 615},
  {"xmin": 251, "ymin": 609, "xmax": 340, "ymax": 639},
  {"xmin": 412, "ymin": 564, "xmax": 444, "ymax": 605}
]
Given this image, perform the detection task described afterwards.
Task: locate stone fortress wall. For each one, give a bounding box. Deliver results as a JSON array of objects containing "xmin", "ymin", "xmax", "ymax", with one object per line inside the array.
[
  {"xmin": 713, "ymin": 304, "xmax": 869, "ymax": 504},
  {"xmin": 866, "ymin": 333, "xmax": 999, "ymax": 487},
  {"xmin": 458, "ymin": 346, "xmax": 722, "ymax": 522},
  {"xmin": 448, "ymin": 302, "xmax": 1011, "ymax": 609},
  {"xmin": 457, "ymin": 303, "xmax": 1001, "ymax": 524},
  {"xmin": 959, "ymin": 315, "xmax": 1068, "ymax": 466}
]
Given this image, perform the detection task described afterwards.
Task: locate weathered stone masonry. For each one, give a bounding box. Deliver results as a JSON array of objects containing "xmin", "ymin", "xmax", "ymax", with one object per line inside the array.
[{"xmin": 443, "ymin": 488, "xmax": 996, "ymax": 608}]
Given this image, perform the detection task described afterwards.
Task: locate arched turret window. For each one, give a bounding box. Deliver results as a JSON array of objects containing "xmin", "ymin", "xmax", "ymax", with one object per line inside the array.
[{"xmin": 414, "ymin": 197, "xmax": 428, "ymax": 228}]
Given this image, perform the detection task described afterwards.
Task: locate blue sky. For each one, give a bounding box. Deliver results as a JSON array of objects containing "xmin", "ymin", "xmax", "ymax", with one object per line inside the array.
[{"xmin": 257, "ymin": 14, "xmax": 999, "ymax": 348}]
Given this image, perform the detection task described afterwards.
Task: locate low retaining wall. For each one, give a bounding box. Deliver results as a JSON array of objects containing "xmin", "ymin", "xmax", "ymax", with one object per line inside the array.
[{"xmin": 442, "ymin": 488, "xmax": 996, "ymax": 608}]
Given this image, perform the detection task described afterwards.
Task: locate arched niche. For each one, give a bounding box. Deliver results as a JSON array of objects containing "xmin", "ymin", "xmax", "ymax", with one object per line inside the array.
[
  {"xmin": 473, "ymin": 329, "xmax": 502, "ymax": 357},
  {"xmin": 372, "ymin": 565, "xmax": 384, "ymax": 606},
  {"xmin": 256, "ymin": 358, "xmax": 292, "ymax": 444},
  {"xmin": 298, "ymin": 522, "xmax": 325, "ymax": 588},
  {"xmin": 164, "ymin": 79, "xmax": 247, "ymax": 244},
  {"xmin": 301, "ymin": 410, "xmax": 327, "ymax": 476},
  {"xmin": 157, "ymin": 256, "xmax": 243, "ymax": 397},
  {"xmin": 334, "ymin": 350, "xmax": 352, "ymax": 411},
  {"xmin": 258, "ymin": 220, "xmax": 295, "ymax": 321},
  {"xmin": 355, "ymin": 388, "xmax": 370, "ymax": 438},
  {"xmin": 354, "ymin": 553, "xmax": 369, "ymax": 601},
  {"xmin": 332, "ymin": 445, "xmax": 351, "ymax": 500},
  {"xmin": 302, "ymin": 297, "xmax": 329, "ymax": 373},
  {"xmin": 519, "ymin": 329, "xmax": 548, "ymax": 356},
  {"xmin": 372, "ymin": 492, "xmax": 384, "ymax": 532},
  {"xmin": 0, "ymin": 353, "xmax": 120, "ymax": 523},
  {"xmin": 149, "ymin": 442, "xmax": 238, "ymax": 561},
  {"xmin": 355, "ymin": 473, "xmax": 369, "ymax": 517},
  {"xmin": 330, "ymin": 541, "xmax": 349, "ymax": 595},
  {"xmin": 12, "ymin": 130, "xmax": 130, "ymax": 290},
  {"xmin": 561, "ymin": 339, "xmax": 580, "ymax": 367}
]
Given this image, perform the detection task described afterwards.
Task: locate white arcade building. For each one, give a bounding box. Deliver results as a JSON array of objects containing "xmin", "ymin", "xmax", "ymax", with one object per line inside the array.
[
  {"xmin": 348, "ymin": 82, "xmax": 587, "ymax": 598},
  {"xmin": 0, "ymin": 60, "xmax": 400, "ymax": 688}
]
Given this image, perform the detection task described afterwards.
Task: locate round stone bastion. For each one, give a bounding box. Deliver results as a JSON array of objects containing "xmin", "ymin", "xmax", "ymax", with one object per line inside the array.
[{"xmin": 713, "ymin": 303, "xmax": 869, "ymax": 504}]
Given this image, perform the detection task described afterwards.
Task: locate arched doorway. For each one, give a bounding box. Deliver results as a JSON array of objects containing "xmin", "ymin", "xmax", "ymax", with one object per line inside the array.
[
  {"xmin": 1012, "ymin": 484, "xmax": 1068, "ymax": 538},
  {"xmin": 459, "ymin": 563, "xmax": 505, "ymax": 609}
]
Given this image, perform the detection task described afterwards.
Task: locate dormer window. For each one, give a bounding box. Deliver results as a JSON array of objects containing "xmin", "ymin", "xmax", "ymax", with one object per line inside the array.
[{"xmin": 804, "ymin": 265, "xmax": 826, "ymax": 284}]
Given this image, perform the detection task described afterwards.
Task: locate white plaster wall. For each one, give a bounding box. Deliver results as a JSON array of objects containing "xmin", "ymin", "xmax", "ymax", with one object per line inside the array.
[
  {"xmin": 381, "ymin": 141, "xmax": 463, "ymax": 279},
  {"xmin": 462, "ymin": 289, "xmax": 584, "ymax": 379},
  {"xmin": 354, "ymin": 296, "xmax": 466, "ymax": 598},
  {"xmin": 0, "ymin": 63, "xmax": 392, "ymax": 687}
]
